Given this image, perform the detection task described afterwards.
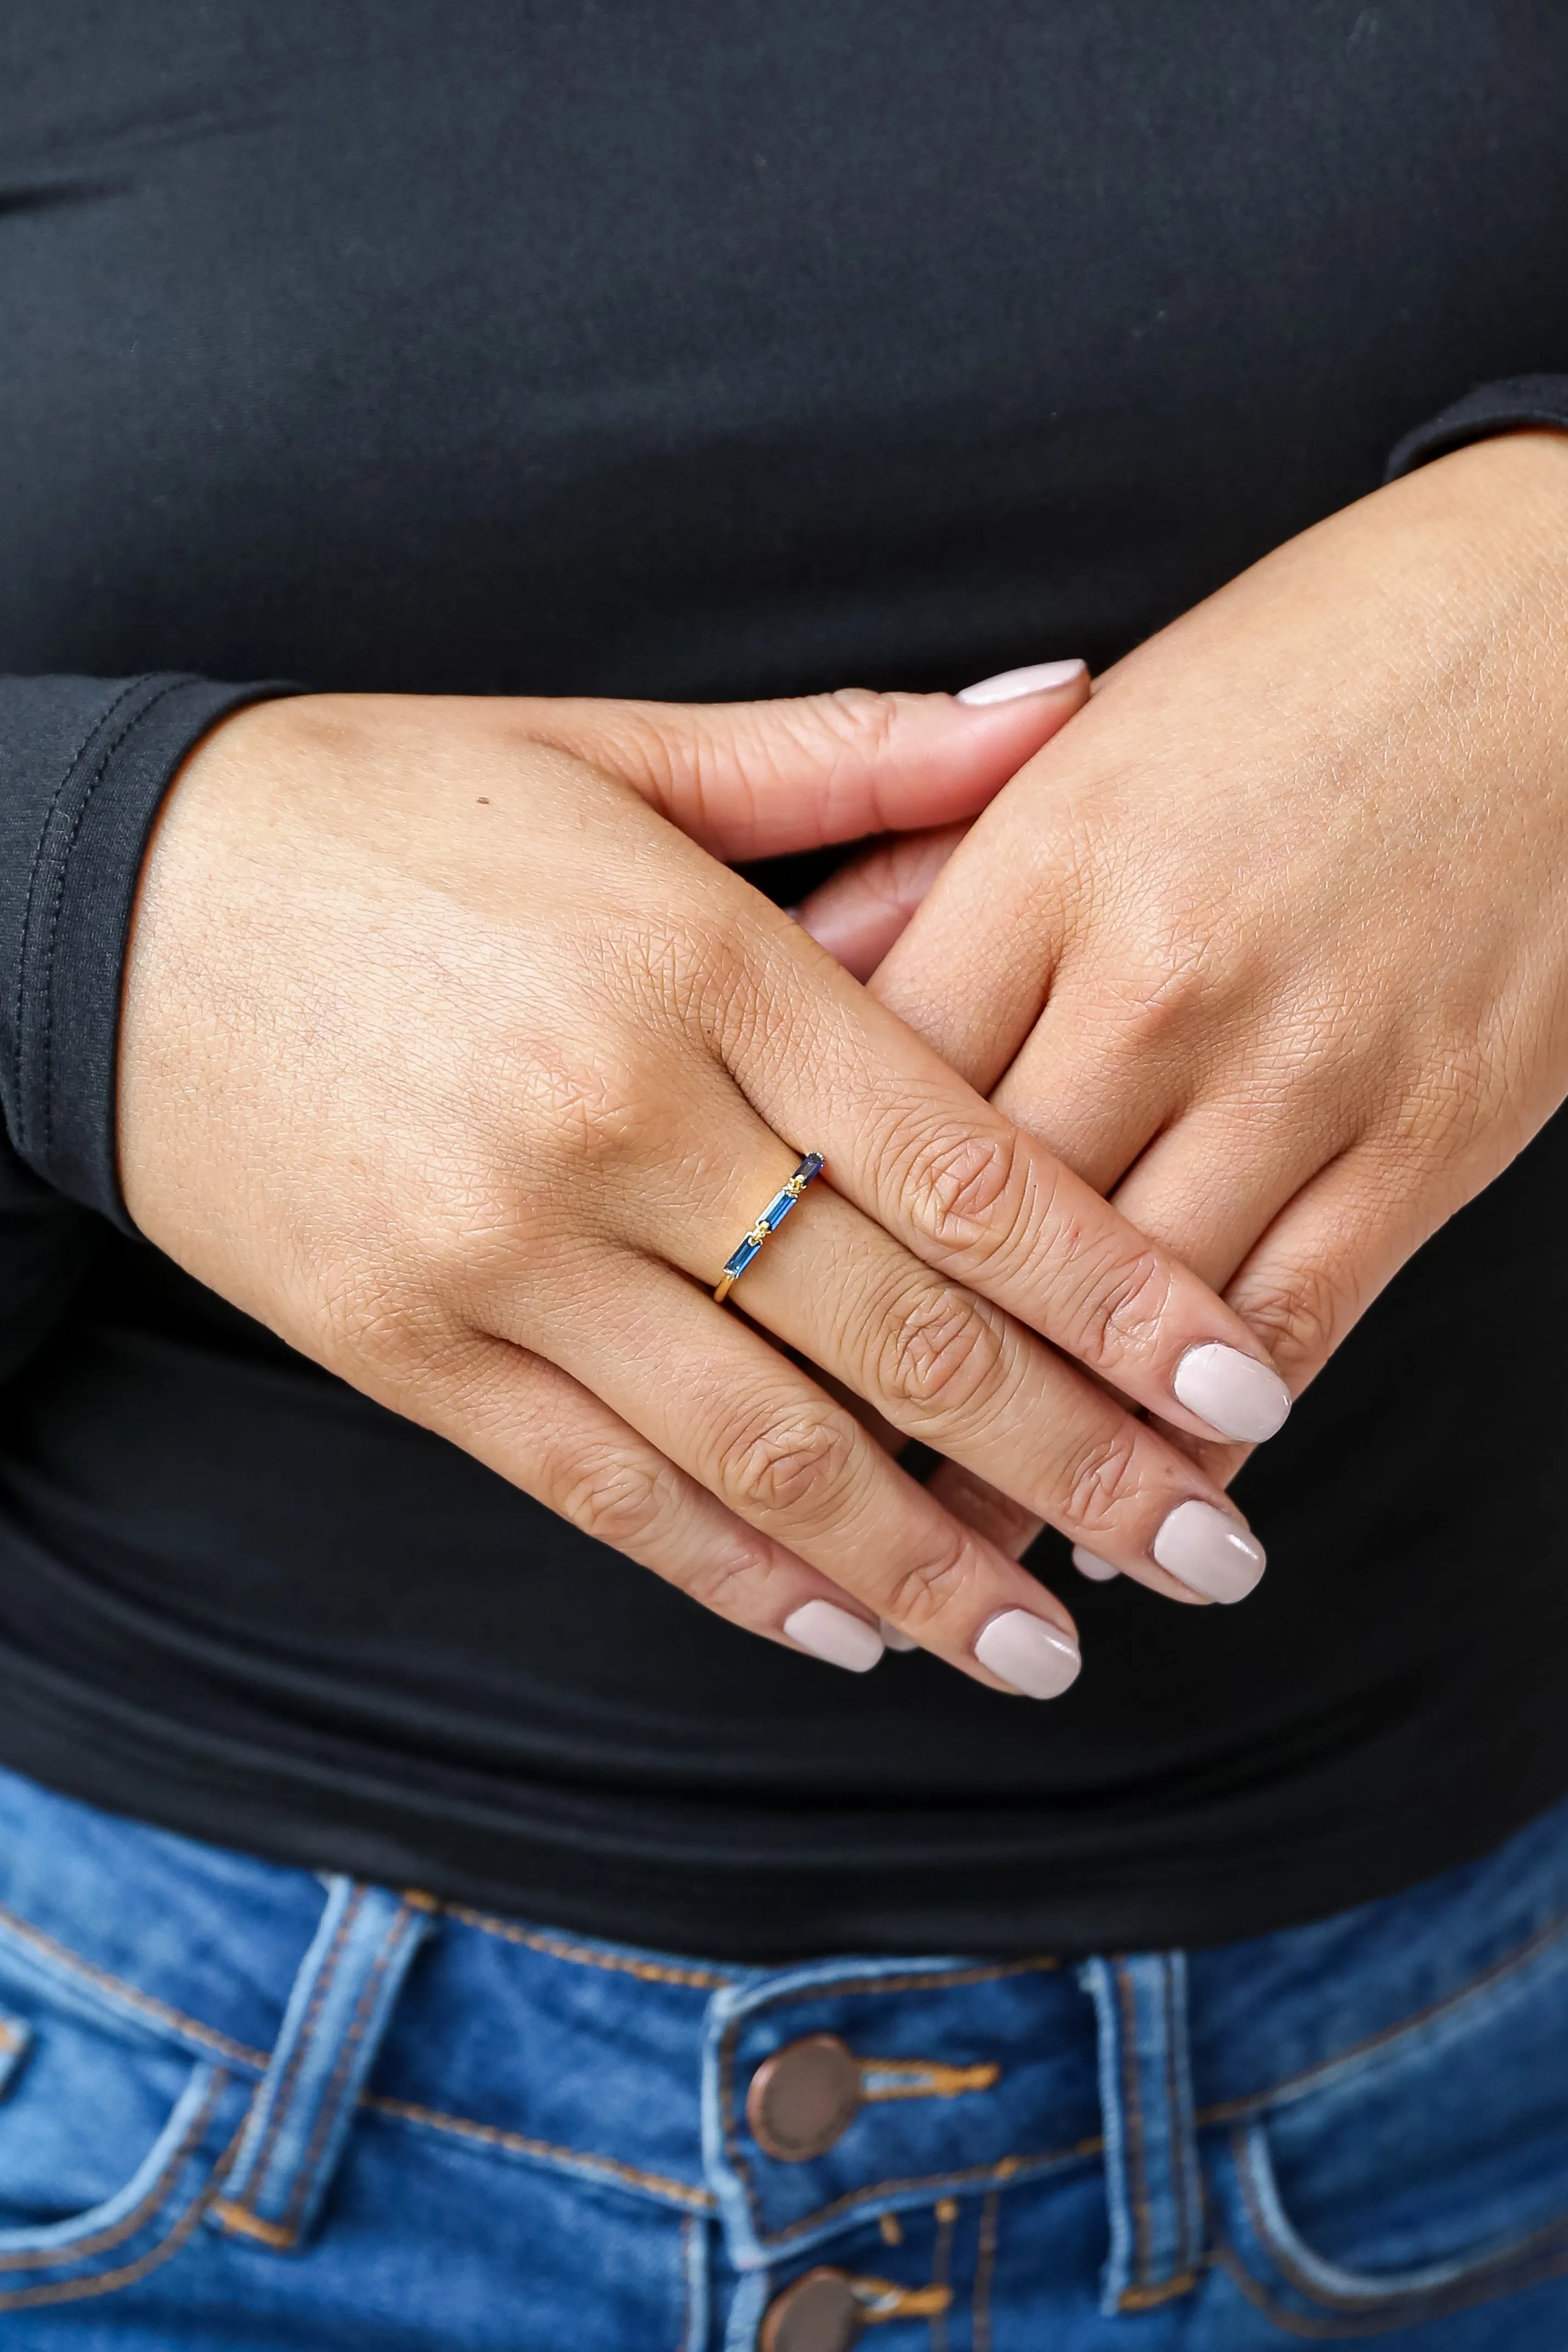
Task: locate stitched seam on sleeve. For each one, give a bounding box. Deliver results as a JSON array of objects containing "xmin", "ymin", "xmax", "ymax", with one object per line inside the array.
[
  {"xmin": 37, "ymin": 677, "xmax": 189, "ymax": 1164},
  {"xmin": 8, "ymin": 679, "xmax": 145, "ymax": 1154}
]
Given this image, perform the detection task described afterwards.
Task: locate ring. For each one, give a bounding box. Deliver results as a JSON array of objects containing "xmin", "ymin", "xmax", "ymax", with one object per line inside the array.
[{"xmin": 713, "ymin": 1152, "xmax": 825, "ymax": 1305}]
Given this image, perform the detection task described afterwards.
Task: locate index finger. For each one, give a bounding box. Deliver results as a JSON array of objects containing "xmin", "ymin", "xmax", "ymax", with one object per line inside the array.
[{"xmin": 729, "ymin": 916, "xmax": 1293, "ymax": 1450}]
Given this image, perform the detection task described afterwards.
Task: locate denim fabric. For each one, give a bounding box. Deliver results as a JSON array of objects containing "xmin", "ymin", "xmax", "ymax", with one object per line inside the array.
[{"xmin": 1, "ymin": 1765, "xmax": 1566, "ymax": 2348}]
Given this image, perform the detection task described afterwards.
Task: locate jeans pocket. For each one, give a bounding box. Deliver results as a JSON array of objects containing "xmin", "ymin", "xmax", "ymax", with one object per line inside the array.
[
  {"xmin": 0, "ymin": 1978, "xmax": 240, "ymax": 2310},
  {"xmin": 1212, "ymin": 1918, "xmax": 1568, "ymax": 2332}
]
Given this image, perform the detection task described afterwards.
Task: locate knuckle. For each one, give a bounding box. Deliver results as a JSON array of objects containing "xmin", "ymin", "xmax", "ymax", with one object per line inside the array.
[
  {"xmin": 720, "ymin": 1396, "xmax": 859, "ymax": 1521},
  {"xmin": 811, "ymin": 686, "xmax": 901, "ymax": 762},
  {"xmin": 1231, "ymin": 1264, "xmax": 1342, "ymax": 1382},
  {"xmin": 901, "ymin": 1122, "xmax": 1024, "ymax": 1257},
  {"xmin": 513, "ymin": 1047, "xmax": 658, "ymax": 1178},
  {"xmin": 879, "ymin": 1536, "xmax": 987, "ymax": 1633},
  {"xmin": 1062, "ymin": 1427, "xmax": 1145, "ymax": 1536},
  {"xmin": 557, "ymin": 1446, "xmax": 679, "ymax": 1553},
  {"xmin": 1109, "ymin": 923, "xmax": 1228, "ymax": 1046},
  {"xmin": 875, "ymin": 1283, "xmax": 1010, "ymax": 1427},
  {"xmin": 680, "ymin": 1535, "xmax": 783, "ymax": 1622},
  {"xmin": 1063, "ymin": 1243, "xmax": 1174, "ymax": 1370}
]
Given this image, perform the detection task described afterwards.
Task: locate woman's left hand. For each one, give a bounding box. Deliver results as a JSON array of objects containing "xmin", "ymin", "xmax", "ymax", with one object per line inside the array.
[{"xmin": 808, "ymin": 431, "xmax": 1568, "ymax": 1548}]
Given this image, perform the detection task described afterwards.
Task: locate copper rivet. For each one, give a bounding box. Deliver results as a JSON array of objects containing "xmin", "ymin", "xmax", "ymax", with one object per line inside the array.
[
  {"xmin": 746, "ymin": 2033, "xmax": 863, "ymax": 2162},
  {"xmin": 758, "ymin": 2268, "xmax": 862, "ymax": 2352}
]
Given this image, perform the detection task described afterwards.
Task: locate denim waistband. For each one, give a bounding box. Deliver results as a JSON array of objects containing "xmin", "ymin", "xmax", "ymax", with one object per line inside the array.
[{"xmin": 2, "ymin": 1766, "xmax": 1566, "ymax": 2317}]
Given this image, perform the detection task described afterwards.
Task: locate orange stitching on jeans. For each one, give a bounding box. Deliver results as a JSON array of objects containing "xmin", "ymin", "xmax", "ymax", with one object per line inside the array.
[
  {"xmin": 717, "ymin": 1957, "xmax": 1061, "ymax": 2241},
  {"xmin": 0, "ymin": 2070, "xmax": 228, "ymax": 2274},
  {"xmin": 276, "ymin": 1899, "xmax": 422, "ymax": 2241},
  {"xmin": 859, "ymin": 2059, "xmax": 1000, "ymax": 2101},
  {"xmin": 360, "ymin": 2094, "xmax": 716, "ymax": 2210},
  {"xmin": 758, "ymin": 2148, "xmax": 1098, "ymax": 2249},
  {"xmin": 438, "ymin": 1904, "xmax": 731, "ymax": 1989},
  {"xmin": 0, "ymin": 2093, "xmax": 246, "ymax": 2310},
  {"xmin": 1118, "ymin": 2273, "xmax": 1198, "ymax": 2310},
  {"xmin": 207, "ymin": 2200, "xmax": 296, "ymax": 2247},
  {"xmin": 972, "ymin": 2190, "xmax": 999, "ymax": 2352},
  {"xmin": 929, "ymin": 2198, "xmax": 955, "ymax": 2352},
  {"xmin": 1114, "ymin": 1961, "xmax": 1153, "ymax": 2289},
  {"xmin": 223, "ymin": 1885, "xmax": 365, "ymax": 2230},
  {"xmin": 1195, "ymin": 1907, "xmax": 1568, "ymax": 2127},
  {"xmin": 758, "ymin": 1960, "xmax": 1060, "ymax": 2008},
  {"xmin": 0, "ymin": 1899, "xmax": 268, "ymax": 2070}
]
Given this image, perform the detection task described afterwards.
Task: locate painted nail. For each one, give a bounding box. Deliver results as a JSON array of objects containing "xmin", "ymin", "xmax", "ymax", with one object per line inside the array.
[
  {"xmin": 1151, "ymin": 1500, "xmax": 1266, "ymax": 1604},
  {"xmin": 783, "ymin": 1601, "xmax": 885, "ymax": 1672},
  {"xmin": 1071, "ymin": 1547, "xmax": 1122, "ymax": 1582},
  {"xmin": 973, "ymin": 1609, "xmax": 1082, "ymax": 1698},
  {"xmin": 956, "ymin": 658, "xmax": 1086, "ymax": 706},
  {"xmin": 1173, "ymin": 1343, "xmax": 1291, "ymax": 1443},
  {"xmin": 879, "ymin": 1619, "xmax": 920, "ymax": 1652}
]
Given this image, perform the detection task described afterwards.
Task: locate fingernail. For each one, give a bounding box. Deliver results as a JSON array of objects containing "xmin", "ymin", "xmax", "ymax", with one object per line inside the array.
[
  {"xmin": 1152, "ymin": 1500, "xmax": 1266, "ymax": 1603},
  {"xmin": 1072, "ymin": 1547, "xmax": 1122, "ymax": 1583},
  {"xmin": 784, "ymin": 1601, "xmax": 885, "ymax": 1672},
  {"xmin": 879, "ymin": 1619, "xmax": 920, "ymax": 1652},
  {"xmin": 1173, "ymin": 1343, "xmax": 1292, "ymax": 1442},
  {"xmin": 956, "ymin": 658, "xmax": 1086, "ymax": 706},
  {"xmin": 973, "ymin": 1609, "xmax": 1082, "ymax": 1698}
]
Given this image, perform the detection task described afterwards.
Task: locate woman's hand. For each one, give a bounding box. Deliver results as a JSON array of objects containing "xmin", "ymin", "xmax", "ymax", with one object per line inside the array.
[
  {"xmin": 847, "ymin": 431, "xmax": 1568, "ymax": 1557},
  {"xmin": 119, "ymin": 682, "xmax": 1290, "ymax": 1693}
]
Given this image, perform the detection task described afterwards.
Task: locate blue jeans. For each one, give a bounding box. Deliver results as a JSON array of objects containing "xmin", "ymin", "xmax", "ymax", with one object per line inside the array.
[{"xmin": 2, "ymin": 1766, "xmax": 1567, "ymax": 2347}]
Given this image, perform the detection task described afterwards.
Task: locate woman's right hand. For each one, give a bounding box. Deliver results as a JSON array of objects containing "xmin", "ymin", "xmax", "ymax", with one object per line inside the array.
[{"xmin": 119, "ymin": 687, "xmax": 1288, "ymax": 1694}]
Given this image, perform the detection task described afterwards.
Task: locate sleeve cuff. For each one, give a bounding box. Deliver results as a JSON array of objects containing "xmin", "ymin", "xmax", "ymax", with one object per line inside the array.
[
  {"xmin": 1, "ymin": 674, "xmax": 296, "ymax": 1229},
  {"xmin": 1385, "ymin": 374, "xmax": 1568, "ymax": 482}
]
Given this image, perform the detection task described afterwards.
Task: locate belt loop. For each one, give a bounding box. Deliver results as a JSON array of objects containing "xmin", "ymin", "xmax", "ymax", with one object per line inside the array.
[
  {"xmin": 208, "ymin": 1878, "xmax": 434, "ymax": 2251},
  {"xmin": 1079, "ymin": 1952, "xmax": 1202, "ymax": 2317}
]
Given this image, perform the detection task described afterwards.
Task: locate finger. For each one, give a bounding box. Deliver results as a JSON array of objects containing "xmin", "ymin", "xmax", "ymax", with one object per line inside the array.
[
  {"xmin": 867, "ymin": 765, "xmax": 1072, "ymax": 1093},
  {"xmin": 495, "ymin": 1247, "xmax": 1088, "ymax": 1697},
  {"xmin": 511, "ymin": 665, "xmax": 1088, "ymax": 863},
  {"xmin": 989, "ymin": 983, "xmax": 1199, "ymax": 1196},
  {"xmin": 654, "ymin": 1144, "xmax": 1265, "ymax": 1605},
  {"xmin": 1196, "ymin": 1139, "xmax": 1452, "ymax": 1401},
  {"xmin": 1108, "ymin": 1082, "xmax": 1361, "ymax": 1289},
  {"xmin": 732, "ymin": 940, "xmax": 1294, "ymax": 1449},
  {"xmin": 923, "ymin": 1461, "xmax": 1044, "ymax": 1561},
  {"xmin": 794, "ymin": 822, "xmax": 971, "ymax": 979},
  {"xmin": 408, "ymin": 1334, "xmax": 891, "ymax": 1672}
]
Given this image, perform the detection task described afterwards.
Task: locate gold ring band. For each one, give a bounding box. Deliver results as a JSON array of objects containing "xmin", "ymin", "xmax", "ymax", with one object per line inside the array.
[{"xmin": 713, "ymin": 1153, "xmax": 825, "ymax": 1305}]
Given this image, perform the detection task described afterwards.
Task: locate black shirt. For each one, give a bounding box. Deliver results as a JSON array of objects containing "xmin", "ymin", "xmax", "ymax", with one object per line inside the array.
[{"xmin": 2, "ymin": 0, "xmax": 1567, "ymax": 1958}]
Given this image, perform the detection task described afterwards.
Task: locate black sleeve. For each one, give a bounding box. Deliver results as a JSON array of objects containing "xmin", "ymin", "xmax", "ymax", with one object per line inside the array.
[
  {"xmin": 1385, "ymin": 375, "xmax": 1568, "ymax": 481},
  {"xmin": 0, "ymin": 674, "xmax": 293, "ymax": 1232}
]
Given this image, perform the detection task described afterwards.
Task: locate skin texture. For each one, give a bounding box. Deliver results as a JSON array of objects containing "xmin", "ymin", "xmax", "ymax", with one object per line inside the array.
[
  {"xmin": 803, "ymin": 432, "xmax": 1568, "ymax": 1553},
  {"xmin": 118, "ymin": 678, "xmax": 1286, "ymax": 1693}
]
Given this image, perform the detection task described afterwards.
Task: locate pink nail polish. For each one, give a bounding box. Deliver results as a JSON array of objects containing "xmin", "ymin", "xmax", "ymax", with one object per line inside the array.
[
  {"xmin": 1173, "ymin": 1343, "xmax": 1291, "ymax": 1442},
  {"xmin": 973, "ymin": 1609, "xmax": 1082, "ymax": 1698},
  {"xmin": 783, "ymin": 1601, "xmax": 884, "ymax": 1672},
  {"xmin": 1071, "ymin": 1547, "xmax": 1122, "ymax": 1582},
  {"xmin": 1151, "ymin": 1501, "xmax": 1266, "ymax": 1604},
  {"xmin": 956, "ymin": 659, "xmax": 1086, "ymax": 706},
  {"xmin": 878, "ymin": 1619, "xmax": 920, "ymax": 1652}
]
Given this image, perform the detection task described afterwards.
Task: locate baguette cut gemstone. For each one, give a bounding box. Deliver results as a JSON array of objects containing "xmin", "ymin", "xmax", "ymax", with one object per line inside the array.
[{"xmin": 717, "ymin": 1153, "xmax": 824, "ymax": 1296}]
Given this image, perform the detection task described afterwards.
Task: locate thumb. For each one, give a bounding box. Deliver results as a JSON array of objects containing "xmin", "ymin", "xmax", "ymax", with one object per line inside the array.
[{"xmin": 511, "ymin": 660, "xmax": 1088, "ymax": 863}]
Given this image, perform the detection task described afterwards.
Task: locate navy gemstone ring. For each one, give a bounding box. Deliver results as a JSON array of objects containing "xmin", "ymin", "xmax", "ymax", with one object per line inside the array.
[{"xmin": 712, "ymin": 1153, "xmax": 825, "ymax": 1305}]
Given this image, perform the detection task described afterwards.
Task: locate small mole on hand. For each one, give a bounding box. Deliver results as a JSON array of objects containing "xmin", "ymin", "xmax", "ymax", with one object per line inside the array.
[{"xmin": 476, "ymin": 796, "xmax": 491, "ymax": 804}]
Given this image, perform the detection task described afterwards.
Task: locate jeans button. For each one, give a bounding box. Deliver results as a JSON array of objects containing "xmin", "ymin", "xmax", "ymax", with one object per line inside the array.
[
  {"xmin": 746, "ymin": 2034, "xmax": 862, "ymax": 2161},
  {"xmin": 758, "ymin": 2268, "xmax": 863, "ymax": 2352}
]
